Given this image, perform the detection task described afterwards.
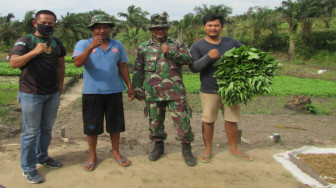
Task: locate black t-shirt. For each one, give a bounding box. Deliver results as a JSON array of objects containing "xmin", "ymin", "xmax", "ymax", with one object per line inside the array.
[
  {"xmin": 11, "ymin": 34, "xmax": 66, "ymax": 94},
  {"xmin": 190, "ymin": 37, "xmax": 242, "ymax": 94}
]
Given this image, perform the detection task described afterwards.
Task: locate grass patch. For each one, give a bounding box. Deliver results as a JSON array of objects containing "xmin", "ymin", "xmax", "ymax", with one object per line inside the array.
[
  {"xmin": 183, "ymin": 74, "xmax": 336, "ymax": 97},
  {"xmin": 0, "ymin": 76, "xmax": 19, "ymax": 90},
  {"xmin": 277, "ymin": 61, "xmax": 336, "ymax": 81},
  {"xmin": 0, "ymin": 89, "xmax": 17, "ymax": 105},
  {"xmin": 183, "ymin": 73, "xmax": 200, "ymax": 94},
  {"xmin": 0, "ymin": 106, "xmax": 10, "ymax": 116},
  {"xmin": 271, "ymin": 76, "xmax": 336, "ymax": 97},
  {"xmin": 0, "ymin": 89, "xmax": 19, "ymax": 125},
  {"xmin": 0, "ymin": 62, "xmax": 21, "ymax": 76},
  {"xmin": 1, "ymin": 60, "xmax": 336, "ymax": 117},
  {"xmin": 0, "ymin": 62, "xmax": 83, "ymax": 77}
]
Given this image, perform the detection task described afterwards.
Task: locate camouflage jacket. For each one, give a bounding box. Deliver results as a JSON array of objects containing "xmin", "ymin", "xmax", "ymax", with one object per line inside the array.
[{"xmin": 132, "ymin": 37, "xmax": 192, "ymax": 101}]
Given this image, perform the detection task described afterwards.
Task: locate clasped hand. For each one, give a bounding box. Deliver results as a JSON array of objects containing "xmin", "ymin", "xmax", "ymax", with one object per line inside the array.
[
  {"xmin": 33, "ymin": 43, "xmax": 48, "ymax": 55},
  {"xmin": 208, "ymin": 49, "xmax": 220, "ymax": 59},
  {"xmin": 161, "ymin": 43, "xmax": 170, "ymax": 54}
]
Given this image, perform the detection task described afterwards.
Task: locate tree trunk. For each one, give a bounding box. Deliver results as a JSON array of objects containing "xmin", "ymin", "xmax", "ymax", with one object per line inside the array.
[
  {"xmin": 323, "ymin": 19, "xmax": 330, "ymax": 29},
  {"xmin": 179, "ymin": 29, "xmax": 183, "ymax": 42},
  {"xmin": 288, "ymin": 33, "xmax": 296, "ymax": 61}
]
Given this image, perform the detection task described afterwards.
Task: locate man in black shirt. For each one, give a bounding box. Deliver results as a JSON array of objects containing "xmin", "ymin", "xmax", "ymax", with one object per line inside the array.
[
  {"xmin": 190, "ymin": 13, "xmax": 253, "ymax": 163},
  {"xmin": 10, "ymin": 10, "xmax": 66, "ymax": 184}
]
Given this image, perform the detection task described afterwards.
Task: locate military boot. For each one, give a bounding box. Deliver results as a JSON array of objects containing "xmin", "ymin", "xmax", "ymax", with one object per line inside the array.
[
  {"xmin": 148, "ymin": 141, "xmax": 164, "ymax": 161},
  {"xmin": 182, "ymin": 143, "xmax": 197, "ymax": 166}
]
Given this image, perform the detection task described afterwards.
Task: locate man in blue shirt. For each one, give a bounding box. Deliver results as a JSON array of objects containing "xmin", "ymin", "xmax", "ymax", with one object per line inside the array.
[{"xmin": 73, "ymin": 14, "xmax": 134, "ymax": 171}]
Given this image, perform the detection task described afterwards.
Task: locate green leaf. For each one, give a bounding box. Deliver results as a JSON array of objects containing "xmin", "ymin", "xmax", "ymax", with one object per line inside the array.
[{"xmin": 214, "ymin": 45, "xmax": 280, "ymax": 106}]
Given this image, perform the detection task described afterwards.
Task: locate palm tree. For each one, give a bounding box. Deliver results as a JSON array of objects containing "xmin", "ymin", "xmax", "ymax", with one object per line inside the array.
[
  {"xmin": 278, "ymin": 0, "xmax": 299, "ymax": 60},
  {"xmin": 246, "ymin": 7, "xmax": 272, "ymax": 43},
  {"xmin": 264, "ymin": 9, "xmax": 283, "ymax": 37},
  {"xmin": 0, "ymin": 13, "xmax": 20, "ymax": 47},
  {"xmin": 174, "ymin": 13, "xmax": 203, "ymax": 47},
  {"xmin": 117, "ymin": 5, "xmax": 149, "ymax": 36},
  {"xmin": 118, "ymin": 26, "xmax": 147, "ymax": 56},
  {"xmin": 297, "ymin": 0, "xmax": 325, "ymax": 37},
  {"xmin": 194, "ymin": 4, "xmax": 232, "ymax": 18},
  {"xmin": 53, "ymin": 12, "xmax": 89, "ymax": 51},
  {"xmin": 321, "ymin": 0, "xmax": 336, "ymax": 28},
  {"xmin": 21, "ymin": 10, "xmax": 35, "ymax": 35},
  {"xmin": 224, "ymin": 16, "xmax": 237, "ymax": 37}
]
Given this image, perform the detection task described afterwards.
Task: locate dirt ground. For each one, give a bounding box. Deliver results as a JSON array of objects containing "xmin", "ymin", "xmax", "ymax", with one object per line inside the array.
[{"xmin": 1, "ymin": 79, "xmax": 335, "ymax": 188}]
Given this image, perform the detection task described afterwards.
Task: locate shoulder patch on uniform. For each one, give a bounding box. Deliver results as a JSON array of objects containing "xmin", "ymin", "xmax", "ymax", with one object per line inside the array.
[{"xmin": 14, "ymin": 41, "xmax": 26, "ymax": 46}]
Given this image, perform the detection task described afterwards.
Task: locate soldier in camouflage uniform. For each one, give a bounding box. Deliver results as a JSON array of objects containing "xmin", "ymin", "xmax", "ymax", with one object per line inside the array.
[{"xmin": 132, "ymin": 13, "xmax": 196, "ymax": 166}]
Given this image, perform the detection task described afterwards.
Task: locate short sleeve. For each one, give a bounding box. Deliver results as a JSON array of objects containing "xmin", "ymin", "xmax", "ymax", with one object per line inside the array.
[
  {"xmin": 117, "ymin": 41, "xmax": 128, "ymax": 63},
  {"xmin": 72, "ymin": 40, "xmax": 89, "ymax": 58},
  {"xmin": 11, "ymin": 36, "xmax": 31, "ymax": 56},
  {"xmin": 54, "ymin": 38, "xmax": 67, "ymax": 57}
]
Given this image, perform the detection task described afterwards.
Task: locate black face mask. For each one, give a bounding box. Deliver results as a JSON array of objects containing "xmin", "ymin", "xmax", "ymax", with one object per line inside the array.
[{"xmin": 37, "ymin": 23, "xmax": 54, "ymax": 36}]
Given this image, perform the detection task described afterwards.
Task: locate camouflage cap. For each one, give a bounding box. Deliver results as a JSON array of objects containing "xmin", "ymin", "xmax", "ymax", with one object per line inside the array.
[
  {"xmin": 147, "ymin": 13, "xmax": 171, "ymax": 29},
  {"xmin": 87, "ymin": 14, "xmax": 115, "ymax": 29}
]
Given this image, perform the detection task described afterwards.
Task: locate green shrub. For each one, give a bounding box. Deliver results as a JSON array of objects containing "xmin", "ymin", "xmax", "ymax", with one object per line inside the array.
[
  {"xmin": 65, "ymin": 63, "xmax": 83, "ymax": 76},
  {"xmin": 259, "ymin": 34, "xmax": 289, "ymax": 53},
  {"xmin": 305, "ymin": 103, "xmax": 318, "ymax": 114},
  {"xmin": 65, "ymin": 56, "xmax": 73, "ymax": 62},
  {"xmin": 183, "ymin": 74, "xmax": 200, "ymax": 94},
  {"xmin": 295, "ymin": 31, "xmax": 336, "ymax": 59}
]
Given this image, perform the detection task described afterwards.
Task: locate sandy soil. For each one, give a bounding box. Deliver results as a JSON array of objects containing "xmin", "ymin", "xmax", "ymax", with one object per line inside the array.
[{"xmin": 1, "ymin": 79, "xmax": 335, "ymax": 188}]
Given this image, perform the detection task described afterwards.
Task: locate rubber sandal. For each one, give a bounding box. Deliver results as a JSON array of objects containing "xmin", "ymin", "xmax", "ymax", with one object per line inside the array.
[
  {"xmin": 232, "ymin": 153, "xmax": 253, "ymax": 162},
  {"xmin": 114, "ymin": 156, "xmax": 131, "ymax": 167},
  {"xmin": 198, "ymin": 153, "xmax": 212, "ymax": 163},
  {"xmin": 84, "ymin": 161, "xmax": 96, "ymax": 172}
]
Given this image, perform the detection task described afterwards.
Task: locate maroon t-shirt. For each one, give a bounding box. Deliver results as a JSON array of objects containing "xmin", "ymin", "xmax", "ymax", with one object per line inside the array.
[{"xmin": 11, "ymin": 34, "xmax": 66, "ymax": 94}]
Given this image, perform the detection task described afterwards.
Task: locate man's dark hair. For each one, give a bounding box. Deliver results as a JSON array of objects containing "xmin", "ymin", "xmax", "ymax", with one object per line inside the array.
[
  {"xmin": 34, "ymin": 10, "xmax": 57, "ymax": 22},
  {"xmin": 202, "ymin": 13, "xmax": 224, "ymax": 25}
]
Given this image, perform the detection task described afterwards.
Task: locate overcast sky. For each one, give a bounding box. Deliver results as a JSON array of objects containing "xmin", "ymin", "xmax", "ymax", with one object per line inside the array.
[{"xmin": 1, "ymin": 0, "xmax": 284, "ymax": 21}]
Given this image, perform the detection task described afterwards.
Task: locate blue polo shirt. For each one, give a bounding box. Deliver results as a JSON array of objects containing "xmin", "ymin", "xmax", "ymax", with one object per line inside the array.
[{"xmin": 73, "ymin": 38, "xmax": 128, "ymax": 94}]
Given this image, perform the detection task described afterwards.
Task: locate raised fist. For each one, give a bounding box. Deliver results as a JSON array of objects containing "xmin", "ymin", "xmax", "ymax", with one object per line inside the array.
[{"xmin": 208, "ymin": 49, "xmax": 220, "ymax": 59}]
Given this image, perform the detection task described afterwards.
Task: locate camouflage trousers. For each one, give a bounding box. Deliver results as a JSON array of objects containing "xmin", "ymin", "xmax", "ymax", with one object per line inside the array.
[{"xmin": 145, "ymin": 99, "xmax": 194, "ymax": 143}]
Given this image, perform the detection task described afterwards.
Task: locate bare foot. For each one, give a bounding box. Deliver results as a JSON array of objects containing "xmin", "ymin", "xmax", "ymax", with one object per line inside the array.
[{"xmin": 230, "ymin": 149, "xmax": 253, "ymax": 161}]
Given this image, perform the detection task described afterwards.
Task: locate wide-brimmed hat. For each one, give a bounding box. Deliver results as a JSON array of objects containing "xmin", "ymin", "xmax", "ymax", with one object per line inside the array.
[
  {"xmin": 147, "ymin": 13, "xmax": 171, "ymax": 29},
  {"xmin": 87, "ymin": 14, "xmax": 115, "ymax": 29}
]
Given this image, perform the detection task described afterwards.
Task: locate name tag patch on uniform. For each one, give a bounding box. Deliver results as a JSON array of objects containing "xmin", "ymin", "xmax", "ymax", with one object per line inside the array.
[{"xmin": 112, "ymin": 48, "xmax": 118, "ymax": 53}]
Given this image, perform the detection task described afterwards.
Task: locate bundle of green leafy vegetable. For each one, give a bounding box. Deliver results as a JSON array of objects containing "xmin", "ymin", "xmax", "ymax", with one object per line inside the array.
[{"xmin": 214, "ymin": 45, "xmax": 279, "ymax": 106}]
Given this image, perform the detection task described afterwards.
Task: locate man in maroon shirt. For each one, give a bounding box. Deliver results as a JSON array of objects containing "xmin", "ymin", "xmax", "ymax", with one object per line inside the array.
[{"xmin": 10, "ymin": 10, "xmax": 66, "ymax": 184}]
